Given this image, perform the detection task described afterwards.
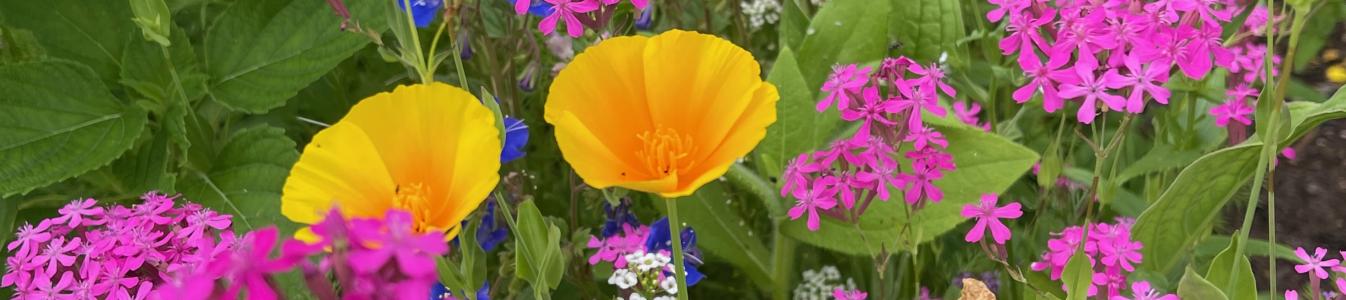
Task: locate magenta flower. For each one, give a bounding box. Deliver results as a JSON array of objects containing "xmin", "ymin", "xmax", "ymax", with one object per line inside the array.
[
  {"xmin": 1099, "ymin": 238, "xmax": 1143, "ymax": 272},
  {"xmin": 1012, "ymin": 53, "xmax": 1070, "ymax": 113},
  {"xmin": 30, "ymin": 270, "xmax": 75, "ymax": 299},
  {"xmin": 833, "ymin": 287, "xmax": 868, "ymax": 300},
  {"xmin": 538, "ymin": 0, "xmax": 599, "ymax": 37},
  {"xmin": 1285, "ymin": 290, "xmax": 1298, "ymax": 300},
  {"xmin": 841, "ymin": 86, "xmax": 898, "ymax": 143},
  {"xmin": 348, "ymin": 211, "xmax": 449, "ymax": 277},
  {"xmin": 985, "ymin": 0, "xmax": 1027, "ymax": 22},
  {"xmin": 55, "ymin": 198, "xmax": 105, "ymax": 228},
  {"xmin": 953, "ymin": 101, "xmax": 988, "ymax": 131},
  {"xmin": 31, "ymin": 237, "xmax": 79, "ymax": 275},
  {"xmin": 1209, "ymin": 99, "xmax": 1253, "ymax": 127},
  {"xmin": 904, "ymin": 126, "xmax": 948, "ymax": 151},
  {"xmin": 1293, "ymin": 247, "xmax": 1340, "ymax": 280},
  {"xmin": 833, "ymin": 171, "xmax": 871, "ymax": 209},
  {"xmin": 1000, "ymin": 9, "xmax": 1054, "ymax": 55},
  {"xmin": 788, "ymin": 177, "xmax": 839, "ymax": 231},
  {"xmin": 1180, "ymin": 24, "xmax": 1234, "ymax": 79},
  {"xmin": 960, "ymin": 194, "xmax": 1022, "ymax": 244},
  {"xmin": 8, "ymin": 221, "xmax": 52, "ymax": 258},
  {"xmin": 909, "ymin": 63, "xmax": 956, "ymax": 99},
  {"xmin": 858, "ymin": 155, "xmax": 902, "ymax": 202},
  {"xmin": 781, "ymin": 153, "xmax": 822, "ymax": 197},
  {"xmin": 1047, "ymin": 11, "xmax": 1116, "ymax": 67},
  {"xmin": 1057, "ymin": 60, "xmax": 1125, "ymax": 124},
  {"xmin": 899, "ymin": 163, "xmax": 944, "ymax": 205},
  {"xmin": 819, "ymin": 64, "xmax": 871, "ymax": 112},
  {"xmin": 216, "ymin": 227, "xmax": 293, "ymax": 300},
  {"xmin": 892, "ymin": 84, "xmax": 947, "ymax": 130},
  {"xmin": 587, "ymin": 224, "xmax": 648, "ymax": 268},
  {"xmin": 1103, "ymin": 54, "xmax": 1170, "ymax": 113},
  {"xmin": 1111, "ymin": 281, "xmax": 1177, "ymax": 300},
  {"xmin": 513, "ymin": 0, "xmax": 532, "ymax": 14}
]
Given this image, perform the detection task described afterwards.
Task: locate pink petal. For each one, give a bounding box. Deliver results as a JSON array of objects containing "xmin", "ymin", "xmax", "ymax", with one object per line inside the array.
[
  {"xmin": 988, "ymin": 219, "xmax": 1012, "ymax": 244},
  {"xmin": 995, "ymin": 203, "xmax": 1023, "ymax": 219},
  {"xmin": 965, "ymin": 219, "xmax": 987, "ymax": 242},
  {"xmin": 563, "ymin": 12, "xmax": 585, "ymax": 37},
  {"xmin": 515, "ymin": 0, "xmax": 531, "ymax": 14},
  {"xmin": 538, "ymin": 14, "xmax": 560, "ymax": 35},
  {"xmin": 806, "ymin": 208, "xmax": 821, "ymax": 231}
]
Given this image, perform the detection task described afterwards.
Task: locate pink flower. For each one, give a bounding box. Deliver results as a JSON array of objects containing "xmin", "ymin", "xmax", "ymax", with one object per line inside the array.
[
  {"xmin": 1110, "ymin": 280, "xmax": 1176, "ymax": 300},
  {"xmin": 1047, "ymin": 11, "xmax": 1115, "ymax": 67},
  {"xmin": 833, "ymin": 287, "xmax": 869, "ymax": 300},
  {"xmin": 858, "ymin": 155, "xmax": 902, "ymax": 202},
  {"xmin": 1099, "ymin": 237, "xmax": 1143, "ymax": 272},
  {"xmin": 1293, "ymin": 247, "xmax": 1340, "ymax": 279},
  {"xmin": 513, "ymin": 0, "xmax": 532, "ymax": 14},
  {"xmin": 55, "ymin": 198, "xmax": 104, "ymax": 228},
  {"xmin": 953, "ymin": 101, "xmax": 988, "ymax": 131},
  {"xmin": 1179, "ymin": 24, "xmax": 1233, "ymax": 79},
  {"xmin": 781, "ymin": 153, "xmax": 823, "ymax": 197},
  {"xmin": 216, "ymin": 227, "xmax": 295, "ymax": 300},
  {"xmin": 910, "ymin": 63, "xmax": 956, "ymax": 99},
  {"xmin": 31, "ymin": 236, "xmax": 79, "ymax": 275},
  {"xmin": 1285, "ymin": 290, "xmax": 1298, "ymax": 300},
  {"xmin": 538, "ymin": 0, "xmax": 599, "ymax": 37},
  {"xmin": 586, "ymin": 224, "xmax": 648, "ymax": 268},
  {"xmin": 842, "ymin": 86, "xmax": 898, "ymax": 143},
  {"xmin": 8, "ymin": 221, "xmax": 52, "ymax": 258},
  {"xmin": 892, "ymin": 84, "xmax": 947, "ymax": 130},
  {"xmin": 960, "ymin": 194, "xmax": 1022, "ymax": 244},
  {"xmin": 899, "ymin": 163, "xmax": 944, "ymax": 205},
  {"xmin": 833, "ymin": 171, "xmax": 871, "ymax": 209},
  {"xmin": 1000, "ymin": 9, "xmax": 1054, "ymax": 55},
  {"xmin": 30, "ymin": 270, "xmax": 75, "ymax": 299},
  {"xmin": 904, "ymin": 126, "xmax": 948, "ymax": 151},
  {"xmin": 1057, "ymin": 60, "xmax": 1125, "ymax": 124},
  {"xmin": 1103, "ymin": 54, "xmax": 1170, "ymax": 113},
  {"xmin": 819, "ymin": 64, "xmax": 871, "ymax": 112},
  {"xmin": 1209, "ymin": 99, "xmax": 1253, "ymax": 127},
  {"xmin": 348, "ymin": 211, "xmax": 449, "ymax": 277},
  {"xmin": 1012, "ymin": 53, "xmax": 1070, "ymax": 113},
  {"xmin": 788, "ymin": 177, "xmax": 839, "ymax": 231}
]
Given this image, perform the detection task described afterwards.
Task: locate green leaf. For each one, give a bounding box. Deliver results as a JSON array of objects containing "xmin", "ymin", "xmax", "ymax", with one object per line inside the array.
[
  {"xmin": 0, "ymin": 60, "xmax": 148, "ymax": 197},
  {"xmin": 1135, "ymin": 86, "xmax": 1346, "ymax": 273},
  {"xmin": 107, "ymin": 129, "xmax": 176, "ymax": 194},
  {"xmin": 795, "ymin": 0, "xmax": 891, "ymax": 89},
  {"xmin": 0, "ymin": 196, "xmax": 15, "ymax": 246},
  {"xmin": 0, "ymin": 26, "xmax": 45, "ymax": 65},
  {"xmin": 1177, "ymin": 267, "xmax": 1229, "ymax": 300},
  {"xmin": 780, "ymin": 120, "xmax": 1038, "ymax": 255},
  {"xmin": 664, "ymin": 181, "xmax": 773, "ymax": 288},
  {"xmin": 776, "ymin": 0, "xmax": 808, "ymax": 51},
  {"xmin": 177, "ymin": 126, "xmax": 299, "ymax": 234},
  {"xmin": 128, "ymin": 0, "xmax": 172, "ymax": 46},
  {"xmin": 1195, "ymin": 235, "xmax": 1302, "ymax": 263},
  {"xmin": 448, "ymin": 219, "xmax": 487, "ymax": 300},
  {"xmin": 1061, "ymin": 251, "xmax": 1092, "ymax": 300},
  {"xmin": 1205, "ymin": 234, "xmax": 1257, "ymax": 300},
  {"xmin": 757, "ymin": 47, "xmax": 842, "ymax": 185},
  {"xmin": 0, "ymin": 0, "xmax": 134, "ymax": 82},
  {"xmin": 204, "ymin": 0, "xmax": 387, "ymax": 113},
  {"xmin": 1114, "ymin": 143, "xmax": 1204, "ymax": 185},
  {"xmin": 888, "ymin": 0, "xmax": 965, "ymax": 62},
  {"xmin": 1037, "ymin": 143, "xmax": 1062, "ymax": 189},
  {"xmin": 514, "ymin": 200, "xmax": 565, "ymax": 297}
]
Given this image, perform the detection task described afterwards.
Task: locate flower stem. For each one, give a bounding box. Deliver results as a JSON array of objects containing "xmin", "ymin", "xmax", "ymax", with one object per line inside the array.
[{"xmin": 665, "ymin": 199, "xmax": 689, "ymax": 300}]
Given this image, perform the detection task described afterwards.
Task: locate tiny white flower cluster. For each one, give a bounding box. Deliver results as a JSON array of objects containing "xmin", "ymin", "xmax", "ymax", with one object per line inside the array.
[
  {"xmin": 809, "ymin": 0, "xmax": 828, "ymax": 7},
  {"xmin": 740, "ymin": 0, "xmax": 782, "ymax": 29},
  {"xmin": 608, "ymin": 251, "xmax": 680, "ymax": 300},
  {"xmin": 792, "ymin": 266, "xmax": 857, "ymax": 300}
]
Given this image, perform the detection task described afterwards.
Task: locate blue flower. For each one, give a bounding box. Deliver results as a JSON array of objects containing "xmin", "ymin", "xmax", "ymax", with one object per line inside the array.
[
  {"xmin": 500, "ymin": 117, "xmax": 529, "ymax": 163},
  {"xmin": 429, "ymin": 281, "xmax": 491, "ymax": 300},
  {"xmin": 476, "ymin": 201, "xmax": 509, "ymax": 251},
  {"xmin": 601, "ymin": 199, "xmax": 640, "ymax": 238},
  {"xmin": 398, "ymin": 0, "xmax": 444, "ymax": 28},
  {"xmin": 634, "ymin": 8, "xmax": 653, "ymax": 30},
  {"xmin": 505, "ymin": 0, "xmax": 554, "ymax": 17},
  {"xmin": 645, "ymin": 217, "xmax": 705, "ymax": 286}
]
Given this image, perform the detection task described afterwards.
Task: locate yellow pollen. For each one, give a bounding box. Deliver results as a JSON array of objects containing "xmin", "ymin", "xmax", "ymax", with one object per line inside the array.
[
  {"xmin": 393, "ymin": 182, "xmax": 435, "ymax": 233},
  {"xmin": 636, "ymin": 127, "xmax": 695, "ymax": 177}
]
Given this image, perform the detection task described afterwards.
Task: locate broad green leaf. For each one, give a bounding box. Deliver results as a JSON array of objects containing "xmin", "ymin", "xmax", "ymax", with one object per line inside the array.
[
  {"xmin": 1194, "ymin": 235, "xmax": 1302, "ymax": 263},
  {"xmin": 514, "ymin": 200, "xmax": 564, "ymax": 297},
  {"xmin": 1, "ymin": 196, "xmax": 15, "ymax": 246},
  {"xmin": 107, "ymin": 129, "xmax": 176, "ymax": 194},
  {"xmin": 0, "ymin": 61, "xmax": 148, "ymax": 197},
  {"xmin": 1177, "ymin": 267, "xmax": 1229, "ymax": 300},
  {"xmin": 1205, "ymin": 234, "xmax": 1257, "ymax": 300},
  {"xmin": 795, "ymin": 0, "xmax": 890, "ymax": 89},
  {"xmin": 776, "ymin": 0, "xmax": 808, "ymax": 51},
  {"xmin": 0, "ymin": 26, "xmax": 44, "ymax": 65},
  {"xmin": 663, "ymin": 181, "xmax": 773, "ymax": 288},
  {"xmin": 1114, "ymin": 144, "xmax": 1204, "ymax": 185},
  {"xmin": 888, "ymin": 0, "xmax": 965, "ymax": 62},
  {"xmin": 204, "ymin": 0, "xmax": 387, "ymax": 113},
  {"xmin": 780, "ymin": 120, "xmax": 1038, "ymax": 255},
  {"xmin": 178, "ymin": 126, "xmax": 299, "ymax": 234},
  {"xmin": 1135, "ymin": 86, "xmax": 1346, "ymax": 273},
  {"xmin": 1062, "ymin": 251, "xmax": 1092, "ymax": 300},
  {"xmin": 756, "ymin": 47, "xmax": 842, "ymax": 181},
  {"xmin": 0, "ymin": 0, "xmax": 133, "ymax": 82}
]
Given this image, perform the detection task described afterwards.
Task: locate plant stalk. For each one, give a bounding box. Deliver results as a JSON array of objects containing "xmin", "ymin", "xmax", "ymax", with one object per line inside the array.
[{"xmin": 665, "ymin": 199, "xmax": 690, "ymax": 300}]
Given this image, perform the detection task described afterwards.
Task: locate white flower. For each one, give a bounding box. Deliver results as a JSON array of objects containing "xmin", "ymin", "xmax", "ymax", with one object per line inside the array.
[
  {"xmin": 660, "ymin": 277, "xmax": 679, "ymax": 295},
  {"xmin": 654, "ymin": 297, "xmax": 677, "ymax": 300},
  {"xmin": 740, "ymin": 0, "xmax": 782, "ymax": 29},
  {"xmin": 810, "ymin": 0, "xmax": 827, "ymax": 6},
  {"xmin": 635, "ymin": 252, "xmax": 669, "ymax": 273},
  {"xmin": 624, "ymin": 250, "xmax": 648, "ymax": 264},
  {"xmin": 608, "ymin": 269, "xmax": 639, "ymax": 290},
  {"xmin": 629, "ymin": 294, "xmax": 648, "ymax": 300}
]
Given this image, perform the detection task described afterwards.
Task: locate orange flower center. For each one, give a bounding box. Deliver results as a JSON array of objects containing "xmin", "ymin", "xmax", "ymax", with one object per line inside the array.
[
  {"xmin": 393, "ymin": 182, "xmax": 435, "ymax": 233},
  {"xmin": 636, "ymin": 127, "xmax": 695, "ymax": 177}
]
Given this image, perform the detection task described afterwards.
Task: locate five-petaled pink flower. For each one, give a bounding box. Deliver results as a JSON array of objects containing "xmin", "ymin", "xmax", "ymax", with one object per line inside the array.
[
  {"xmin": 841, "ymin": 86, "xmax": 898, "ymax": 143},
  {"xmin": 960, "ymin": 193, "xmax": 1022, "ymax": 244},
  {"xmin": 1209, "ymin": 99, "xmax": 1253, "ymax": 127},
  {"xmin": 1294, "ymin": 247, "xmax": 1340, "ymax": 280},
  {"xmin": 1111, "ymin": 281, "xmax": 1177, "ymax": 300},
  {"xmin": 1103, "ymin": 54, "xmax": 1171, "ymax": 113},
  {"xmin": 833, "ymin": 287, "xmax": 869, "ymax": 300},
  {"xmin": 538, "ymin": 0, "xmax": 599, "ymax": 37},
  {"xmin": 55, "ymin": 198, "xmax": 105, "ymax": 228},
  {"xmin": 1057, "ymin": 60, "xmax": 1125, "ymax": 124},
  {"xmin": 788, "ymin": 177, "xmax": 839, "ymax": 231},
  {"xmin": 819, "ymin": 64, "xmax": 871, "ymax": 112}
]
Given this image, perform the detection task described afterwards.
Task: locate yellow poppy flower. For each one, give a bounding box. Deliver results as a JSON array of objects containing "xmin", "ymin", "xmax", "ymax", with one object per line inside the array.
[
  {"xmin": 281, "ymin": 83, "xmax": 501, "ymax": 241},
  {"xmin": 545, "ymin": 30, "xmax": 778, "ymax": 198}
]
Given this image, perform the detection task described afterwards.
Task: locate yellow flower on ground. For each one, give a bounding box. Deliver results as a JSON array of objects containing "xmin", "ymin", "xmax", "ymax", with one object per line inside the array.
[
  {"xmin": 282, "ymin": 83, "xmax": 501, "ymax": 241},
  {"xmin": 545, "ymin": 29, "xmax": 778, "ymax": 198}
]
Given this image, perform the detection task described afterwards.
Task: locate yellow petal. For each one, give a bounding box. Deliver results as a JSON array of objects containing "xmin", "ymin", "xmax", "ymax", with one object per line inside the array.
[
  {"xmin": 546, "ymin": 36, "xmax": 660, "ymax": 182},
  {"xmin": 282, "ymin": 121, "xmax": 396, "ymax": 223}
]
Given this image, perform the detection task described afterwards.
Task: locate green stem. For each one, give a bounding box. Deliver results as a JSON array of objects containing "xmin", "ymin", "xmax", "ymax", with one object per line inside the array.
[
  {"xmin": 770, "ymin": 227, "xmax": 796, "ymax": 300},
  {"xmin": 400, "ymin": 0, "xmax": 430, "ymax": 82},
  {"xmin": 665, "ymin": 199, "xmax": 689, "ymax": 300},
  {"xmin": 451, "ymin": 31, "xmax": 471, "ymax": 89}
]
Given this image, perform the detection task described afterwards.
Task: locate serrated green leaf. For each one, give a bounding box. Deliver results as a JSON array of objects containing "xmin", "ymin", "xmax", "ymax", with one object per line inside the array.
[
  {"xmin": 204, "ymin": 0, "xmax": 387, "ymax": 113},
  {"xmin": 795, "ymin": 0, "xmax": 890, "ymax": 89},
  {"xmin": 780, "ymin": 120, "xmax": 1038, "ymax": 255},
  {"xmin": 1178, "ymin": 267, "xmax": 1229, "ymax": 300},
  {"xmin": 0, "ymin": 0, "xmax": 133, "ymax": 83},
  {"xmin": 0, "ymin": 60, "xmax": 148, "ymax": 197},
  {"xmin": 1206, "ymin": 234, "xmax": 1257, "ymax": 300},
  {"xmin": 178, "ymin": 126, "xmax": 299, "ymax": 234},
  {"xmin": 756, "ymin": 47, "xmax": 843, "ymax": 182},
  {"xmin": 661, "ymin": 181, "xmax": 773, "ymax": 288},
  {"xmin": 0, "ymin": 26, "xmax": 45, "ymax": 65},
  {"xmin": 888, "ymin": 0, "xmax": 964, "ymax": 62},
  {"xmin": 1062, "ymin": 251, "xmax": 1092, "ymax": 300},
  {"xmin": 107, "ymin": 129, "xmax": 176, "ymax": 194},
  {"xmin": 120, "ymin": 25, "xmax": 207, "ymax": 108}
]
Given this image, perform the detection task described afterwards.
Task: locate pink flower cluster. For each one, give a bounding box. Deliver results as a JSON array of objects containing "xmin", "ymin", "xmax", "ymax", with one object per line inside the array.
[
  {"xmin": 1029, "ymin": 218, "xmax": 1164, "ymax": 299},
  {"xmin": 156, "ymin": 209, "xmax": 449, "ymax": 300},
  {"xmin": 2, "ymin": 193, "xmax": 234, "ymax": 299},
  {"xmin": 587, "ymin": 224, "xmax": 650, "ymax": 269},
  {"xmin": 993, "ymin": 0, "xmax": 1246, "ymax": 124},
  {"xmin": 526, "ymin": 0, "xmax": 650, "ymax": 37},
  {"xmin": 1209, "ymin": 5, "xmax": 1284, "ymax": 137},
  {"xmin": 1285, "ymin": 246, "xmax": 1346, "ymax": 299},
  {"xmin": 784, "ymin": 57, "xmax": 960, "ymax": 231}
]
